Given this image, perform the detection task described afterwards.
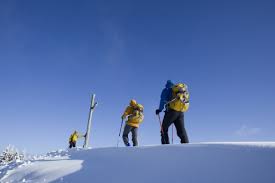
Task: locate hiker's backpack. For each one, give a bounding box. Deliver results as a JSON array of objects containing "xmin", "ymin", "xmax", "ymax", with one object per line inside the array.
[{"xmin": 168, "ymin": 83, "xmax": 190, "ymax": 112}]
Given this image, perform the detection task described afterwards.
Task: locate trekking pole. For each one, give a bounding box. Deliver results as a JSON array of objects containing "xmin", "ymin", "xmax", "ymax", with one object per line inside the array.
[
  {"xmin": 172, "ymin": 124, "xmax": 174, "ymax": 144},
  {"xmin": 117, "ymin": 119, "xmax": 124, "ymax": 147},
  {"xmin": 157, "ymin": 114, "xmax": 166, "ymax": 144}
]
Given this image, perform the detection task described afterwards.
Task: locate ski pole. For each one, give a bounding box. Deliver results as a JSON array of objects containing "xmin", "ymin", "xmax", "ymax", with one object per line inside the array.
[
  {"xmin": 172, "ymin": 124, "xmax": 174, "ymax": 144},
  {"xmin": 157, "ymin": 114, "xmax": 166, "ymax": 144},
  {"xmin": 117, "ymin": 119, "xmax": 124, "ymax": 147}
]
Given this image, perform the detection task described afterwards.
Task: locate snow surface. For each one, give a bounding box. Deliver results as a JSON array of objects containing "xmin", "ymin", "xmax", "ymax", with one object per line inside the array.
[{"xmin": 1, "ymin": 142, "xmax": 275, "ymax": 183}]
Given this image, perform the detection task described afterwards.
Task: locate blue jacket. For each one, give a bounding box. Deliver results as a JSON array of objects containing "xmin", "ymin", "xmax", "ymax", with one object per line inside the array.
[{"xmin": 158, "ymin": 81, "xmax": 174, "ymax": 112}]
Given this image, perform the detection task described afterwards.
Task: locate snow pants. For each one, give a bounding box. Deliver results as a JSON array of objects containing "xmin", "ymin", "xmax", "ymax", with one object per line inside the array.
[
  {"xmin": 69, "ymin": 141, "xmax": 76, "ymax": 148},
  {"xmin": 161, "ymin": 109, "xmax": 189, "ymax": 144},
  {"xmin": 123, "ymin": 124, "xmax": 138, "ymax": 146}
]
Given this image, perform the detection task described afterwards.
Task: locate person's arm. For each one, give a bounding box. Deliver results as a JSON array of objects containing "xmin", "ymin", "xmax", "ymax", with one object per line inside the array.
[
  {"xmin": 122, "ymin": 106, "xmax": 131, "ymax": 119},
  {"xmin": 69, "ymin": 135, "xmax": 73, "ymax": 142},
  {"xmin": 78, "ymin": 133, "xmax": 86, "ymax": 138},
  {"xmin": 158, "ymin": 88, "xmax": 169, "ymax": 112}
]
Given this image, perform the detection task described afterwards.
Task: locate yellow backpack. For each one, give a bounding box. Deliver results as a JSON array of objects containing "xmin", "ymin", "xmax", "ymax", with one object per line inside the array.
[
  {"xmin": 168, "ymin": 83, "xmax": 190, "ymax": 112},
  {"xmin": 135, "ymin": 104, "xmax": 144, "ymax": 112},
  {"xmin": 127, "ymin": 104, "xmax": 144, "ymax": 126}
]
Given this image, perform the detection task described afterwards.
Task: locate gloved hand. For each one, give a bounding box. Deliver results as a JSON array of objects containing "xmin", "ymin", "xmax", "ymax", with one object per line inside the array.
[{"xmin": 155, "ymin": 109, "xmax": 161, "ymax": 115}]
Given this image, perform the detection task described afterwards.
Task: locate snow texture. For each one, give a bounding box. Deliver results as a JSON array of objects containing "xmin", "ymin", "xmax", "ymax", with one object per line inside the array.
[
  {"xmin": 0, "ymin": 145, "xmax": 24, "ymax": 165},
  {"xmin": 1, "ymin": 142, "xmax": 275, "ymax": 183}
]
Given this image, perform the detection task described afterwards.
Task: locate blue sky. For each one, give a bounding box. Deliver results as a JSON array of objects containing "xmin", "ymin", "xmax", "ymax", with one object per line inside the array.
[{"xmin": 0, "ymin": 0, "xmax": 275, "ymax": 154}]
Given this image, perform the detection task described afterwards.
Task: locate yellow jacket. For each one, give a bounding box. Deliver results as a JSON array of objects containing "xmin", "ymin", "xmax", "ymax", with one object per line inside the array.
[
  {"xmin": 69, "ymin": 132, "xmax": 80, "ymax": 143},
  {"xmin": 122, "ymin": 104, "xmax": 144, "ymax": 128},
  {"xmin": 168, "ymin": 83, "xmax": 190, "ymax": 112}
]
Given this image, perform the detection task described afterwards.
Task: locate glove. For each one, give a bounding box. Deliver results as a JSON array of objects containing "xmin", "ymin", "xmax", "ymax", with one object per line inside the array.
[{"xmin": 155, "ymin": 109, "xmax": 161, "ymax": 115}]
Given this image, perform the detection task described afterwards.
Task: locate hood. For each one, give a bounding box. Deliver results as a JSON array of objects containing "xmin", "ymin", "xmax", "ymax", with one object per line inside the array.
[{"xmin": 165, "ymin": 80, "xmax": 174, "ymax": 88}]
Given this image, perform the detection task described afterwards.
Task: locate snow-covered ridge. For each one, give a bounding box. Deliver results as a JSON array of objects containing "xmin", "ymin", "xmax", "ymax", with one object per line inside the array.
[{"xmin": 1, "ymin": 142, "xmax": 275, "ymax": 183}]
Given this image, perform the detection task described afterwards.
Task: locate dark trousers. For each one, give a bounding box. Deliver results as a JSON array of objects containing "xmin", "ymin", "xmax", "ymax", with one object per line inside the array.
[
  {"xmin": 69, "ymin": 141, "xmax": 76, "ymax": 148},
  {"xmin": 123, "ymin": 124, "xmax": 138, "ymax": 146},
  {"xmin": 161, "ymin": 109, "xmax": 189, "ymax": 144}
]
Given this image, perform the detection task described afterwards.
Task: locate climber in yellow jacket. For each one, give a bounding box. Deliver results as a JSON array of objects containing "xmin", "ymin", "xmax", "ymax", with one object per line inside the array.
[
  {"xmin": 121, "ymin": 99, "xmax": 144, "ymax": 146},
  {"xmin": 69, "ymin": 131, "xmax": 86, "ymax": 148}
]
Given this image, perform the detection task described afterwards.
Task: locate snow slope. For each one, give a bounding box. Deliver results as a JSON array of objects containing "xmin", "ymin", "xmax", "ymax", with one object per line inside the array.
[{"xmin": 1, "ymin": 142, "xmax": 275, "ymax": 183}]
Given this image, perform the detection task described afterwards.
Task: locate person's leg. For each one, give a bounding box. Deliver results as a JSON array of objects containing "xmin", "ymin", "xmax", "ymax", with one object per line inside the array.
[
  {"xmin": 122, "ymin": 124, "xmax": 132, "ymax": 146},
  {"xmin": 131, "ymin": 127, "xmax": 138, "ymax": 146},
  {"xmin": 174, "ymin": 112, "xmax": 189, "ymax": 143},
  {"xmin": 161, "ymin": 110, "xmax": 178, "ymax": 144},
  {"xmin": 69, "ymin": 142, "xmax": 73, "ymax": 148},
  {"xmin": 73, "ymin": 141, "xmax": 76, "ymax": 148}
]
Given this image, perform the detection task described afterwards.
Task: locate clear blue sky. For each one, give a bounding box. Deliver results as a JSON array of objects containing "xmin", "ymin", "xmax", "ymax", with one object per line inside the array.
[{"xmin": 1, "ymin": 0, "xmax": 275, "ymax": 154}]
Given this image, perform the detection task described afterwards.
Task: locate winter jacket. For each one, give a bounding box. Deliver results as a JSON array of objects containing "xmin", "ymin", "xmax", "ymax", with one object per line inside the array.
[
  {"xmin": 158, "ymin": 81, "xmax": 174, "ymax": 112},
  {"xmin": 122, "ymin": 104, "xmax": 144, "ymax": 128},
  {"xmin": 69, "ymin": 132, "xmax": 80, "ymax": 143}
]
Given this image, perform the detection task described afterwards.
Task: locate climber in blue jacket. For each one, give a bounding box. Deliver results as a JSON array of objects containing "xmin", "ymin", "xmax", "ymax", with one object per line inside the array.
[{"xmin": 155, "ymin": 80, "xmax": 174, "ymax": 115}]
